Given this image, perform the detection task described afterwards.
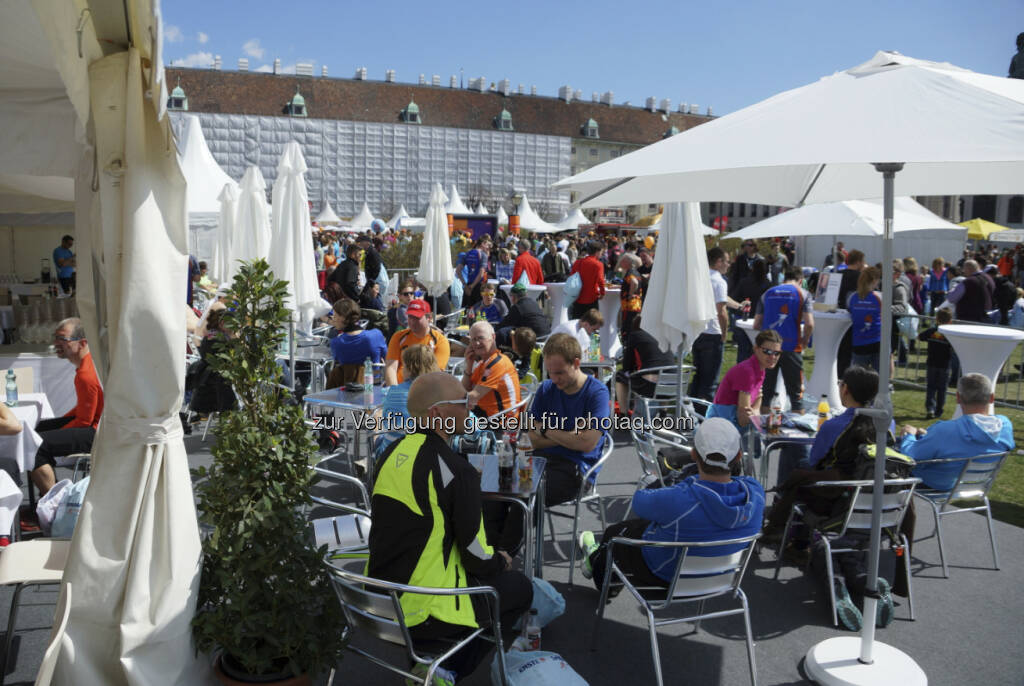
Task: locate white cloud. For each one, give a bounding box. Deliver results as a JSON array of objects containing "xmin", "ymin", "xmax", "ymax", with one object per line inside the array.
[
  {"xmin": 197, "ymin": 32, "xmax": 209, "ymax": 44},
  {"xmin": 242, "ymin": 39, "xmax": 265, "ymax": 59},
  {"xmin": 164, "ymin": 24, "xmax": 183, "ymax": 43},
  {"xmin": 170, "ymin": 51, "xmax": 214, "ymax": 68},
  {"xmin": 254, "ymin": 62, "xmax": 296, "ymax": 74}
]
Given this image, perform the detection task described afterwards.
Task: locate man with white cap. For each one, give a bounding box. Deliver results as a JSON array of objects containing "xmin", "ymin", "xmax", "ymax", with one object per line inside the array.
[{"xmin": 578, "ymin": 417, "xmax": 765, "ymax": 592}]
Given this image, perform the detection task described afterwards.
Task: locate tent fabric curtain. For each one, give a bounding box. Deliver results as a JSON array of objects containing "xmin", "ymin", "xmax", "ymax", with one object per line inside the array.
[{"xmin": 54, "ymin": 48, "xmax": 211, "ymax": 686}]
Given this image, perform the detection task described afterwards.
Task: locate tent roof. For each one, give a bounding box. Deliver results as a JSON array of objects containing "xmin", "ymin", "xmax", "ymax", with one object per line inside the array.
[
  {"xmin": 445, "ymin": 185, "xmax": 471, "ymax": 214},
  {"xmin": 315, "ymin": 200, "xmax": 341, "ymax": 226},
  {"xmin": 960, "ymin": 217, "xmax": 1010, "ymax": 240},
  {"xmin": 517, "ymin": 195, "xmax": 565, "ymax": 233},
  {"xmin": 344, "ymin": 202, "xmax": 376, "ymax": 231},
  {"xmin": 177, "ymin": 114, "xmax": 237, "ymax": 214},
  {"xmin": 557, "ymin": 207, "xmax": 590, "ymax": 230}
]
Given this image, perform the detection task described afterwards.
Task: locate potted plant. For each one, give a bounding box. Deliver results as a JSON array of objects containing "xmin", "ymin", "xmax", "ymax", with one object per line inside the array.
[{"xmin": 192, "ymin": 259, "xmax": 345, "ymax": 684}]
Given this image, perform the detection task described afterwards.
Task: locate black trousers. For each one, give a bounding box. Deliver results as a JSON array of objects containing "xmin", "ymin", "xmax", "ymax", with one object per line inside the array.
[
  {"xmin": 409, "ymin": 570, "xmax": 532, "ymax": 679},
  {"xmin": 34, "ymin": 416, "xmax": 95, "ymax": 470},
  {"xmin": 588, "ymin": 518, "xmax": 667, "ymax": 595},
  {"xmin": 570, "ymin": 301, "xmax": 598, "ymax": 320},
  {"xmin": 762, "ymin": 350, "xmax": 803, "ymax": 409}
]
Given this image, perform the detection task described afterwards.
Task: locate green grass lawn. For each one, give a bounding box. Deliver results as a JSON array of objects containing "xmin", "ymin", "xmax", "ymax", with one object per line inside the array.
[{"xmin": 713, "ymin": 340, "xmax": 1024, "ymax": 529}]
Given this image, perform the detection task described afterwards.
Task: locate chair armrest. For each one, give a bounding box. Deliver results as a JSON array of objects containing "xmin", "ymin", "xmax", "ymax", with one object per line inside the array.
[{"xmin": 802, "ymin": 477, "xmax": 922, "ymax": 489}]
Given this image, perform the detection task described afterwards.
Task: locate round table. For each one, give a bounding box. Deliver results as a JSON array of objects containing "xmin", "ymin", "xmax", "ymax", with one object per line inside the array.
[
  {"xmin": 597, "ymin": 287, "xmax": 622, "ymax": 359},
  {"xmin": 805, "ymin": 310, "xmax": 852, "ymax": 411},
  {"xmin": 500, "ymin": 283, "xmax": 547, "ymax": 302},
  {"xmin": 735, "ymin": 319, "xmax": 790, "ymax": 412},
  {"xmin": 939, "ymin": 324, "xmax": 1024, "ymax": 415},
  {"xmin": 0, "ymin": 393, "xmax": 54, "ymax": 472},
  {"xmin": 545, "ymin": 282, "xmax": 569, "ymax": 328}
]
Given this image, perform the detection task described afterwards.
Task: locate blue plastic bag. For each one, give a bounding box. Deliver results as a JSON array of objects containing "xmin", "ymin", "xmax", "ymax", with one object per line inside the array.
[
  {"xmin": 564, "ymin": 271, "xmax": 583, "ymax": 303},
  {"xmin": 51, "ymin": 476, "xmax": 90, "ymax": 538},
  {"xmin": 514, "ymin": 577, "xmax": 565, "ymax": 630},
  {"xmin": 491, "ymin": 651, "xmax": 588, "ymax": 686},
  {"xmin": 516, "ymin": 270, "xmax": 532, "ymax": 288}
]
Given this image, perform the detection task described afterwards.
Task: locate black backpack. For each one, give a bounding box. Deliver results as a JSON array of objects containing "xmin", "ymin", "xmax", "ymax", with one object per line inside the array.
[{"xmin": 542, "ymin": 252, "xmax": 568, "ymax": 282}]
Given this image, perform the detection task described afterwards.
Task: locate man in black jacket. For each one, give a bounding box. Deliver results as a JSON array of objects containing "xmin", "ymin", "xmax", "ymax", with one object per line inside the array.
[
  {"xmin": 496, "ymin": 283, "xmax": 551, "ymax": 346},
  {"xmin": 327, "ymin": 243, "xmax": 363, "ymax": 301},
  {"xmin": 355, "ymin": 233, "xmax": 382, "ymax": 283}
]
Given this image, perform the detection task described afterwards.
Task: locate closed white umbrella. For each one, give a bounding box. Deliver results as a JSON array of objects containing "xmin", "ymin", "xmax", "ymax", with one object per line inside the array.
[
  {"xmin": 232, "ymin": 165, "xmax": 272, "ymax": 276},
  {"xmin": 558, "ymin": 50, "xmax": 1024, "ymax": 684},
  {"xmin": 419, "ymin": 183, "xmax": 454, "ymax": 298},
  {"xmin": 212, "ymin": 182, "xmax": 238, "ymax": 283},
  {"xmin": 269, "ymin": 141, "xmax": 324, "ymax": 327},
  {"xmin": 649, "ymin": 212, "xmax": 717, "ymax": 236}
]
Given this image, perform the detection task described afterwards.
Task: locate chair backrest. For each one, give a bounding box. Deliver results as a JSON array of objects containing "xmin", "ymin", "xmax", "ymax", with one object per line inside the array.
[
  {"xmin": 34, "ymin": 581, "xmax": 71, "ymax": 686},
  {"xmin": 327, "ymin": 561, "xmax": 410, "ymax": 648},
  {"xmin": 818, "ymin": 478, "xmax": 920, "ymax": 537},
  {"xmin": 310, "ymin": 512, "xmax": 371, "ymax": 556},
  {"xmin": 10, "ymin": 366, "xmax": 35, "ymax": 395},
  {"xmin": 759, "ymin": 439, "xmax": 813, "ymax": 488},
  {"xmin": 922, "ymin": 452, "xmax": 1008, "ymax": 502}
]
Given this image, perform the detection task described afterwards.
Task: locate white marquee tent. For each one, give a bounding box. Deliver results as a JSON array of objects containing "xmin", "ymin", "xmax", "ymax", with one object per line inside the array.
[
  {"xmin": 557, "ymin": 207, "xmax": 590, "ymax": 231},
  {"xmin": 314, "ymin": 200, "xmax": 341, "ymax": 227},
  {"xmin": 516, "ymin": 194, "xmax": 565, "ymax": 234},
  {"xmin": 445, "ymin": 185, "xmax": 471, "ymax": 215},
  {"xmin": 177, "ymin": 114, "xmax": 237, "ymax": 262},
  {"xmin": 343, "ymin": 202, "xmax": 375, "ymax": 232}
]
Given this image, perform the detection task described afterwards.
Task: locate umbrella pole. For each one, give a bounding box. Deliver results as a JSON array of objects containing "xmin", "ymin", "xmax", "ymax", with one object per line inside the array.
[
  {"xmin": 289, "ymin": 316, "xmax": 296, "ymax": 392},
  {"xmin": 676, "ymin": 338, "xmax": 686, "ymax": 422}
]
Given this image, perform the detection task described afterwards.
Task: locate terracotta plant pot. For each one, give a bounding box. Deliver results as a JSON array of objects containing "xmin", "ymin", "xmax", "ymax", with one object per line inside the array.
[{"xmin": 214, "ymin": 654, "xmax": 311, "ymax": 686}]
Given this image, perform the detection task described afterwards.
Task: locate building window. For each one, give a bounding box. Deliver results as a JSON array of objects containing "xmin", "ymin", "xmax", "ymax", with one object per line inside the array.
[
  {"xmin": 495, "ymin": 109, "xmax": 513, "ymax": 131},
  {"xmin": 401, "ymin": 99, "xmax": 421, "ymax": 124},
  {"xmin": 284, "ymin": 88, "xmax": 307, "ymax": 117},
  {"xmin": 663, "ymin": 126, "xmax": 679, "ymax": 138},
  {"xmin": 581, "ymin": 118, "xmax": 599, "ymax": 138},
  {"xmin": 571, "ymin": 146, "xmax": 576, "ymax": 154},
  {"xmin": 1009, "ymin": 196, "xmax": 1024, "ymax": 224},
  {"xmin": 610, "ymin": 151, "xmax": 619, "ymax": 158},
  {"xmin": 972, "ymin": 195, "xmax": 997, "ymax": 222},
  {"xmin": 167, "ymin": 83, "xmax": 188, "ymax": 111},
  {"xmin": 589, "ymin": 148, "xmax": 598, "ymax": 157}
]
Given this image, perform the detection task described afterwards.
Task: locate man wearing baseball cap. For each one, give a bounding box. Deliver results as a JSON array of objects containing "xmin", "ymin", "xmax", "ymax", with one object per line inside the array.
[
  {"xmin": 578, "ymin": 417, "xmax": 764, "ymax": 592},
  {"xmin": 385, "ymin": 298, "xmax": 450, "ymax": 385}
]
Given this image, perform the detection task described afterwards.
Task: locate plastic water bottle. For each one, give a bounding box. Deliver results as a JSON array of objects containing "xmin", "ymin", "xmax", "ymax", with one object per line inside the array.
[
  {"xmin": 4, "ymin": 369, "xmax": 17, "ymax": 407},
  {"xmin": 769, "ymin": 394, "xmax": 783, "ymax": 435},
  {"xmin": 363, "ymin": 358, "xmax": 374, "ymax": 395},
  {"xmin": 589, "ymin": 332, "xmax": 600, "ymax": 361},
  {"xmin": 526, "ymin": 608, "xmax": 541, "ymax": 650},
  {"xmin": 817, "ymin": 397, "xmax": 830, "ymax": 429}
]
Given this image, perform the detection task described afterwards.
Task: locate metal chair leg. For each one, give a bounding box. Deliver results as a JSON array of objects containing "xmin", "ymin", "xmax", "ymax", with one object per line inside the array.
[
  {"xmin": 693, "ymin": 599, "xmax": 706, "ymax": 632},
  {"xmin": 901, "ymin": 533, "xmax": 915, "ymax": 621},
  {"xmin": 740, "ymin": 591, "xmax": 759, "ymax": 686},
  {"xmin": 201, "ymin": 412, "xmax": 217, "ymax": 442},
  {"xmin": 933, "ymin": 504, "xmax": 949, "ymax": 578},
  {"xmin": 773, "ymin": 506, "xmax": 798, "ymax": 579},
  {"xmin": 823, "ymin": 539, "xmax": 838, "ymax": 627},
  {"xmin": 2, "ymin": 583, "xmax": 25, "ymax": 681},
  {"xmin": 646, "ymin": 605, "xmax": 664, "ymax": 686},
  {"xmin": 568, "ymin": 499, "xmax": 583, "ymax": 588},
  {"xmin": 983, "ymin": 496, "xmax": 1000, "ymax": 570}
]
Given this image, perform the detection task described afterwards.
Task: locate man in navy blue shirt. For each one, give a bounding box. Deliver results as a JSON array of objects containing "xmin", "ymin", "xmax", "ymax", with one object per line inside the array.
[
  {"xmin": 753, "ymin": 266, "xmax": 814, "ymax": 411},
  {"xmin": 53, "ymin": 235, "xmax": 75, "ymax": 294}
]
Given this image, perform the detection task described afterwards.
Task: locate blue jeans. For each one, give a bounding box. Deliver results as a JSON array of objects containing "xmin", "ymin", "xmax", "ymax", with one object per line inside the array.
[
  {"xmin": 926, "ymin": 365, "xmax": 951, "ymax": 415},
  {"xmin": 689, "ymin": 333, "xmax": 723, "ymax": 401}
]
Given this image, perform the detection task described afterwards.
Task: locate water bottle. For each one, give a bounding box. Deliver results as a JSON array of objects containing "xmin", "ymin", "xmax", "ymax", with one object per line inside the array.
[
  {"xmin": 589, "ymin": 332, "xmax": 600, "ymax": 361},
  {"xmin": 363, "ymin": 357, "xmax": 374, "ymax": 395},
  {"xmin": 526, "ymin": 608, "xmax": 541, "ymax": 650},
  {"xmin": 5, "ymin": 369, "xmax": 17, "ymax": 407},
  {"xmin": 769, "ymin": 394, "xmax": 783, "ymax": 435},
  {"xmin": 817, "ymin": 397, "xmax": 830, "ymax": 429}
]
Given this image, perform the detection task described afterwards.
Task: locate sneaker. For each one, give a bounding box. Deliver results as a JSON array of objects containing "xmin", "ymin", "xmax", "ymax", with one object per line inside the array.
[
  {"xmin": 406, "ymin": 663, "xmax": 456, "ymax": 686},
  {"xmin": 875, "ymin": 577, "xmax": 894, "ymax": 628},
  {"xmin": 833, "ymin": 579, "xmax": 863, "ymax": 631},
  {"xmin": 578, "ymin": 531, "xmax": 599, "ymax": 579},
  {"xmin": 0, "ymin": 537, "xmax": 9, "ymax": 548}
]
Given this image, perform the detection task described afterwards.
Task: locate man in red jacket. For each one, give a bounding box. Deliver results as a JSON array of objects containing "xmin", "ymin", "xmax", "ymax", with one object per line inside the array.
[
  {"xmin": 570, "ymin": 240, "xmax": 606, "ymax": 319},
  {"xmin": 511, "ymin": 240, "xmax": 544, "ymax": 286},
  {"xmin": 31, "ymin": 318, "xmax": 104, "ymax": 495}
]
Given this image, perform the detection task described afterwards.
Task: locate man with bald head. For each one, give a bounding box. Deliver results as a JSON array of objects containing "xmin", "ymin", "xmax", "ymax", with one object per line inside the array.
[
  {"xmin": 462, "ymin": 321, "xmax": 521, "ymax": 418},
  {"xmin": 945, "ymin": 259, "xmax": 995, "ymax": 323},
  {"xmin": 368, "ymin": 372, "xmax": 532, "ymax": 683}
]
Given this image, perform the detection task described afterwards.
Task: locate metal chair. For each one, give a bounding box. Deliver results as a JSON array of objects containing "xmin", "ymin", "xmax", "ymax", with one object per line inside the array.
[
  {"xmin": 325, "ymin": 560, "xmax": 509, "ymax": 686},
  {"xmin": 591, "ymin": 534, "xmax": 761, "ymax": 686},
  {"xmin": 912, "ymin": 452, "xmax": 1008, "ymax": 577},
  {"xmin": 622, "ymin": 364, "xmax": 692, "ymax": 415},
  {"xmin": 546, "ymin": 434, "xmax": 616, "ymax": 587},
  {"xmin": 774, "ymin": 478, "xmax": 920, "ymax": 626},
  {"xmin": 629, "ymin": 422, "xmax": 694, "ymax": 490}
]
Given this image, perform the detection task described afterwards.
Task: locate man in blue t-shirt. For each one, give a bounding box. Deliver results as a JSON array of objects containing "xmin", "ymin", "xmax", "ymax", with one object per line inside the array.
[
  {"xmin": 753, "ymin": 266, "xmax": 814, "ymax": 410},
  {"xmin": 53, "ymin": 235, "xmax": 75, "ymax": 294},
  {"xmin": 525, "ymin": 332, "xmax": 609, "ymax": 506}
]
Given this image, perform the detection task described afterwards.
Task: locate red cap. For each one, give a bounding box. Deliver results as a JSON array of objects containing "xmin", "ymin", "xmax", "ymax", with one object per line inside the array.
[{"xmin": 406, "ymin": 298, "xmax": 431, "ymax": 318}]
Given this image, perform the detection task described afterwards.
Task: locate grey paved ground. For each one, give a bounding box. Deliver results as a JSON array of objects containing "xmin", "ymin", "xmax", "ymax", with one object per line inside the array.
[{"xmin": 1, "ymin": 426, "xmax": 1022, "ymax": 685}]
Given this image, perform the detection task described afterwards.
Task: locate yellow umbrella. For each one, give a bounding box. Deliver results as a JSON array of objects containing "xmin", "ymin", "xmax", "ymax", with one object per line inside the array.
[{"xmin": 960, "ymin": 217, "xmax": 1010, "ymax": 240}]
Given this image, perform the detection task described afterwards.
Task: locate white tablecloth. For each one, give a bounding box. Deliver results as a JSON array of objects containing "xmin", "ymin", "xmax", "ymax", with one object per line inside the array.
[
  {"xmin": 8, "ymin": 284, "xmax": 47, "ymax": 298},
  {"xmin": 0, "ymin": 393, "xmax": 55, "ymax": 472},
  {"xmin": 0, "ymin": 353, "xmax": 76, "ymax": 416}
]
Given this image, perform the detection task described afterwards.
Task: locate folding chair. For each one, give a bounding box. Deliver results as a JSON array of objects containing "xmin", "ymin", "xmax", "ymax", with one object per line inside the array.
[
  {"xmin": 912, "ymin": 452, "xmax": 1008, "ymax": 577},
  {"xmin": 591, "ymin": 533, "xmax": 761, "ymax": 686},
  {"xmin": 546, "ymin": 434, "xmax": 615, "ymax": 587},
  {"xmin": 325, "ymin": 560, "xmax": 509, "ymax": 686},
  {"xmin": 773, "ymin": 478, "xmax": 920, "ymax": 626}
]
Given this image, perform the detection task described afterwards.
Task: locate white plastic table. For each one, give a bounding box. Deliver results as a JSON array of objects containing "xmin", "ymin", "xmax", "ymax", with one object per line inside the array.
[
  {"xmin": 735, "ymin": 319, "xmax": 790, "ymax": 412},
  {"xmin": 939, "ymin": 324, "xmax": 1024, "ymax": 415},
  {"xmin": 597, "ymin": 287, "xmax": 622, "ymax": 359},
  {"xmin": 0, "ymin": 393, "xmax": 54, "ymax": 472},
  {"xmin": 500, "ymin": 283, "xmax": 547, "ymax": 302},
  {"xmin": 545, "ymin": 282, "xmax": 569, "ymax": 328},
  {"xmin": 804, "ymin": 310, "xmax": 852, "ymax": 411}
]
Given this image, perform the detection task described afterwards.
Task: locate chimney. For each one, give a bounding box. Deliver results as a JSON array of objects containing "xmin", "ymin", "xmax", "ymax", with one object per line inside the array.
[
  {"xmin": 518, "ymin": 84, "xmax": 524, "ymax": 95},
  {"xmin": 238, "ymin": 58, "xmax": 249, "ymax": 71},
  {"xmin": 450, "ymin": 75, "xmax": 458, "ymax": 88},
  {"xmin": 558, "ymin": 85, "xmax": 573, "ymax": 102},
  {"xmin": 321, "ymin": 65, "xmax": 328, "ymax": 77},
  {"xmin": 385, "ymin": 69, "xmax": 396, "ymax": 82},
  {"xmin": 468, "ymin": 77, "xmax": 486, "ymax": 92},
  {"xmin": 659, "ymin": 98, "xmax": 671, "ymax": 113},
  {"xmin": 601, "ymin": 91, "xmax": 614, "ymax": 106},
  {"xmin": 592, "ymin": 92, "xmax": 599, "ymax": 103},
  {"xmin": 432, "ymin": 74, "xmax": 441, "ymax": 87},
  {"xmin": 678, "ymin": 102, "xmax": 688, "ymax": 113},
  {"xmin": 645, "ymin": 96, "xmax": 657, "ymax": 112},
  {"xmin": 706, "ymin": 105, "xmax": 713, "ymax": 116},
  {"xmin": 273, "ymin": 58, "xmax": 281, "ymax": 74},
  {"xmin": 499, "ymin": 78, "xmax": 511, "ymax": 96},
  {"xmin": 296, "ymin": 63, "xmax": 313, "ymax": 77},
  {"xmin": 573, "ymin": 89, "xmax": 583, "ymax": 101},
  {"xmin": 418, "ymin": 74, "xmax": 426, "ymax": 85},
  {"xmin": 355, "ymin": 67, "xmax": 367, "ymax": 80},
  {"xmin": 689, "ymin": 103, "xmax": 699, "ymax": 114},
  {"xmin": 213, "ymin": 55, "xmax": 222, "ymax": 70},
  {"xmin": 530, "ymin": 85, "xmax": 537, "ymax": 96}
]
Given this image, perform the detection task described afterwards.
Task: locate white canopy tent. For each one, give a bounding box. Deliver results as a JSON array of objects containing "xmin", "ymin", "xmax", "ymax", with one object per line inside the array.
[
  {"xmin": 445, "ymin": 185, "xmax": 471, "ymax": 215},
  {"xmin": 557, "ymin": 207, "xmax": 590, "ymax": 231},
  {"xmin": 343, "ymin": 202, "xmax": 375, "ymax": 232},
  {"xmin": 474, "ymin": 202, "xmax": 489, "ymax": 214},
  {"xmin": 516, "ymin": 194, "xmax": 565, "ymax": 234},
  {"xmin": 314, "ymin": 200, "xmax": 341, "ymax": 227},
  {"xmin": 496, "ymin": 205, "xmax": 509, "ymax": 227},
  {"xmin": 1, "ymin": 1, "xmax": 214, "ymax": 684},
  {"xmin": 558, "ymin": 50, "xmax": 1024, "ymax": 684},
  {"xmin": 176, "ymin": 114, "xmax": 237, "ymax": 262},
  {"xmin": 386, "ymin": 204, "xmax": 410, "ymax": 228}
]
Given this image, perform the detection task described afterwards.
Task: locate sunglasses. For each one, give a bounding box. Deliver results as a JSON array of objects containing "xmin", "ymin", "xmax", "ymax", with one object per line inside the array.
[
  {"xmin": 759, "ymin": 348, "xmax": 782, "ymax": 357},
  {"xmin": 429, "ymin": 396, "xmax": 469, "ymax": 409},
  {"xmin": 400, "ymin": 291, "xmax": 414, "ymax": 296},
  {"xmin": 54, "ymin": 335, "xmax": 82, "ymax": 343}
]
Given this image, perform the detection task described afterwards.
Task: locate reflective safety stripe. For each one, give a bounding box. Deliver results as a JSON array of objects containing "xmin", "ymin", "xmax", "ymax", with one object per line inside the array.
[{"xmin": 374, "ymin": 434, "xmax": 427, "ymax": 516}]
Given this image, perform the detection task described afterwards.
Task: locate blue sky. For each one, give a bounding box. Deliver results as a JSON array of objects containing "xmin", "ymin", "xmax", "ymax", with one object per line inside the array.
[{"xmin": 162, "ymin": 0, "xmax": 1022, "ymax": 115}]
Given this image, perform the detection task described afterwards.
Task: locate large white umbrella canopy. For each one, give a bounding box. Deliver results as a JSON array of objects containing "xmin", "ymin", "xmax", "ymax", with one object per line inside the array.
[
  {"xmin": 557, "ymin": 50, "xmax": 1024, "ymax": 682},
  {"xmin": 212, "ymin": 182, "xmax": 238, "ymax": 282},
  {"xmin": 314, "ymin": 199, "xmax": 341, "ymax": 226},
  {"xmin": 728, "ymin": 196, "xmax": 964, "ymax": 241},
  {"xmin": 445, "ymin": 184, "xmax": 471, "ymax": 214},
  {"xmin": 649, "ymin": 213, "xmax": 718, "ymax": 236},
  {"xmin": 232, "ymin": 165, "xmax": 272, "ymax": 272},
  {"xmin": 387, "ymin": 204, "xmax": 410, "ymax": 228},
  {"xmin": 557, "ymin": 207, "xmax": 590, "ymax": 231},
  {"xmin": 556, "ymin": 51, "xmax": 1024, "ymax": 207},
  {"xmin": 269, "ymin": 141, "xmax": 323, "ymax": 325},
  {"xmin": 419, "ymin": 183, "xmax": 455, "ymax": 297},
  {"xmin": 344, "ymin": 202, "xmax": 376, "ymax": 232},
  {"xmin": 516, "ymin": 194, "xmax": 564, "ymax": 234},
  {"xmin": 641, "ymin": 202, "xmax": 715, "ymax": 353}
]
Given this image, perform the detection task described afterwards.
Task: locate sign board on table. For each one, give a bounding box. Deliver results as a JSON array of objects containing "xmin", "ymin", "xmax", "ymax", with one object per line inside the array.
[{"xmin": 813, "ymin": 270, "xmax": 841, "ymax": 311}]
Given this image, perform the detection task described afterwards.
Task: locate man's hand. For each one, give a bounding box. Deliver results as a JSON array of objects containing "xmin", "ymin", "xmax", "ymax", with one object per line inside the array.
[
  {"xmin": 497, "ymin": 550, "xmax": 513, "ymax": 568},
  {"xmin": 901, "ymin": 424, "xmax": 918, "ymax": 437}
]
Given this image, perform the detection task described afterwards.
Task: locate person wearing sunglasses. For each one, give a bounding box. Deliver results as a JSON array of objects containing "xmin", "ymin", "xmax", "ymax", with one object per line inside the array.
[
  {"xmin": 30, "ymin": 318, "xmax": 104, "ymax": 496},
  {"xmin": 707, "ymin": 329, "xmax": 782, "ymax": 430},
  {"xmin": 367, "ymin": 372, "xmax": 532, "ymax": 684},
  {"xmin": 752, "ymin": 266, "xmax": 815, "ymax": 412},
  {"xmin": 386, "ymin": 281, "xmax": 417, "ymax": 335}
]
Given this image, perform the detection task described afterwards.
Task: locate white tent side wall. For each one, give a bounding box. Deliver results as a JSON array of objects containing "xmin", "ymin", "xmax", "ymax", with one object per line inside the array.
[{"xmin": 794, "ymin": 229, "xmax": 967, "ymax": 269}]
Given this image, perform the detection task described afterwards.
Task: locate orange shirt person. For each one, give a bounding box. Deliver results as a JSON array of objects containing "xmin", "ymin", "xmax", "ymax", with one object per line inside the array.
[
  {"xmin": 461, "ymin": 321, "xmax": 521, "ymax": 418},
  {"xmin": 385, "ymin": 299, "xmax": 450, "ymax": 384}
]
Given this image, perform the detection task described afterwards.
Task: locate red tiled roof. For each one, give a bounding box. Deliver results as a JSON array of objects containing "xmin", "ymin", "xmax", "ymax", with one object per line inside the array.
[{"xmin": 166, "ymin": 68, "xmax": 709, "ymax": 146}]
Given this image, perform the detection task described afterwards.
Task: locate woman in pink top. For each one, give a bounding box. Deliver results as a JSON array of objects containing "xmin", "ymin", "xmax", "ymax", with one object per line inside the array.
[{"xmin": 707, "ymin": 330, "xmax": 782, "ymax": 430}]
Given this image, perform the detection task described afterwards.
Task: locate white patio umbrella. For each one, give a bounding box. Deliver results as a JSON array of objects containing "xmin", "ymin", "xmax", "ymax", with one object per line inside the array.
[
  {"xmin": 345, "ymin": 202, "xmax": 375, "ymax": 232},
  {"xmin": 516, "ymin": 194, "xmax": 564, "ymax": 233},
  {"xmin": 419, "ymin": 183, "xmax": 454, "ymax": 298},
  {"xmin": 496, "ymin": 205, "xmax": 509, "ymax": 227},
  {"xmin": 232, "ymin": 165, "xmax": 272, "ymax": 276},
  {"xmin": 558, "ymin": 50, "xmax": 1024, "ymax": 684},
  {"xmin": 649, "ymin": 213, "xmax": 718, "ymax": 236},
  {"xmin": 445, "ymin": 184, "xmax": 471, "ymax": 214},
  {"xmin": 270, "ymin": 141, "xmax": 324, "ymax": 328},
  {"xmin": 212, "ymin": 182, "xmax": 238, "ymax": 283},
  {"xmin": 557, "ymin": 207, "xmax": 590, "ymax": 231},
  {"xmin": 315, "ymin": 199, "xmax": 341, "ymax": 226},
  {"xmin": 387, "ymin": 204, "xmax": 410, "ymax": 228}
]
